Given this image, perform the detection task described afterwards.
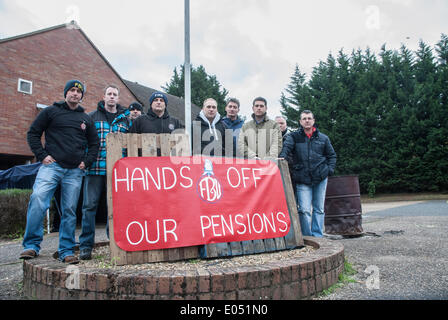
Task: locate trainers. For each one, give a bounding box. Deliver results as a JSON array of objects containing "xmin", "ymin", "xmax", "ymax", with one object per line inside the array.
[
  {"xmin": 62, "ymin": 255, "xmax": 79, "ymax": 264},
  {"xmin": 79, "ymin": 249, "xmax": 92, "ymax": 260},
  {"xmin": 20, "ymin": 249, "xmax": 38, "ymax": 260}
]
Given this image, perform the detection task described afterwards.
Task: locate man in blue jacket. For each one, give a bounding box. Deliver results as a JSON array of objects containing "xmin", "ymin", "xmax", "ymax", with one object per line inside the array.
[
  {"xmin": 279, "ymin": 110, "xmax": 336, "ymax": 238},
  {"xmin": 20, "ymin": 80, "xmax": 99, "ymax": 264},
  {"xmin": 221, "ymin": 98, "xmax": 244, "ymax": 157}
]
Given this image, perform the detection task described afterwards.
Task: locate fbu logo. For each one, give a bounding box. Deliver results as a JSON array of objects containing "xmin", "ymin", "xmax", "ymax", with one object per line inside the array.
[{"xmin": 197, "ymin": 159, "xmax": 222, "ymax": 203}]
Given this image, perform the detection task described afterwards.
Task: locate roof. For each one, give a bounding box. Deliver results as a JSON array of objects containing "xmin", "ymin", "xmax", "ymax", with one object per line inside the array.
[
  {"xmin": 123, "ymin": 80, "xmax": 201, "ymax": 125},
  {"xmin": 0, "ymin": 21, "xmax": 137, "ymax": 103},
  {"xmin": 1, "ymin": 21, "xmax": 200, "ymax": 125}
]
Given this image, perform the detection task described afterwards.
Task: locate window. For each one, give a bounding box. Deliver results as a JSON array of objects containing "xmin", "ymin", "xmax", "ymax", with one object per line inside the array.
[{"xmin": 18, "ymin": 78, "xmax": 32, "ymax": 94}]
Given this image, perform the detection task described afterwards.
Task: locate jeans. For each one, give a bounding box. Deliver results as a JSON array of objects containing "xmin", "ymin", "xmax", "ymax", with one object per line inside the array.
[
  {"xmin": 296, "ymin": 178, "xmax": 328, "ymax": 237},
  {"xmin": 79, "ymin": 175, "xmax": 107, "ymax": 251},
  {"xmin": 22, "ymin": 163, "xmax": 84, "ymax": 260}
]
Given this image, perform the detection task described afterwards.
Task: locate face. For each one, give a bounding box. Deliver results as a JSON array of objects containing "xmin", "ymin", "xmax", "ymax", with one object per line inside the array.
[
  {"xmin": 203, "ymin": 99, "xmax": 218, "ymax": 120},
  {"xmin": 225, "ymin": 102, "xmax": 239, "ymax": 118},
  {"xmin": 129, "ymin": 109, "xmax": 142, "ymax": 120},
  {"xmin": 103, "ymin": 87, "xmax": 119, "ymax": 108},
  {"xmin": 276, "ymin": 117, "xmax": 287, "ymax": 132},
  {"xmin": 151, "ymin": 97, "xmax": 166, "ymax": 115},
  {"xmin": 65, "ymin": 87, "xmax": 82, "ymax": 106},
  {"xmin": 252, "ymin": 100, "xmax": 267, "ymax": 117},
  {"xmin": 300, "ymin": 113, "xmax": 315, "ymax": 130}
]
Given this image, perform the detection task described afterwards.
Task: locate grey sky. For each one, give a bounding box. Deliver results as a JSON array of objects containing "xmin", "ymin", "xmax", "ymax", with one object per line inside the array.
[{"xmin": 1, "ymin": 0, "xmax": 447, "ymax": 118}]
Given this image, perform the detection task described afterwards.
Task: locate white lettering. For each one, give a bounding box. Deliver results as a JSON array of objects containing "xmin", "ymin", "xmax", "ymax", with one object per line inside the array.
[
  {"xmin": 162, "ymin": 167, "xmax": 177, "ymax": 190},
  {"xmin": 114, "ymin": 167, "xmax": 129, "ymax": 192},
  {"xmin": 200, "ymin": 216, "xmax": 212, "ymax": 238},
  {"xmin": 179, "ymin": 166, "xmax": 193, "ymax": 188},
  {"xmin": 277, "ymin": 212, "xmax": 289, "ymax": 232},
  {"xmin": 227, "ymin": 167, "xmax": 241, "ymax": 188},
  {"xmin": 145, "ymin": 167, "xmax": 161, "ymax": 190},
  {"xmin": 126, "ymin": 221, "xmax": 144, "ymax": 245},
  {"xmin": 131, "ymin": 168, "xmax": 145, "ymax": 191},
  {"xmin": 145, "ymin": 220, "xmax": 160, "ymax": 244},
  {"xmin": 163, "ymin": 219, "xmax": 178, "ymax": 242},
  {"xmin": 126, "ymin": 219, "xmax": 179, "ymax": 245}
]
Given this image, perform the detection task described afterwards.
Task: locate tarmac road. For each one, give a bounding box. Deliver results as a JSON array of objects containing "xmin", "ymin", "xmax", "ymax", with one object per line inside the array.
[
  {"xmin": 317, "ymin": 200, "xmax": 448, "ymax": 300},
  {"xmin": 0, "ymin": 200, "xmax": 447, "ymax": 300}
]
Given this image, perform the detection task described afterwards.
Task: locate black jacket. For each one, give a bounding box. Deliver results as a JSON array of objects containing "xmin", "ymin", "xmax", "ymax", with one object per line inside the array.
[
  {"xmin": 279, "ymin": 126, "xmax": 336, "ymax": 185},
  {"xmin": 192, "ymin": 113, "xmax": 228, "ymax": 156},
  {"xmin": 27, "ymin": 101, "xmax": 99, "ymax": 169},
  {"xmin": 129, "ymin": 108, "xmax": 183, "ymax": 134}
]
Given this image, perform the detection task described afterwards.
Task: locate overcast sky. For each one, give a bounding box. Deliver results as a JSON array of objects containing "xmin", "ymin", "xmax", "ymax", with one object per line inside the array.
[{"xmin": 1, "ymin": 0, "xmax": 447, "ymax": 118}]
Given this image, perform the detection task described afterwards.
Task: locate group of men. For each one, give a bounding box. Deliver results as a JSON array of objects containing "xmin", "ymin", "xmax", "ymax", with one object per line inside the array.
[{"xmin": 19, "ymin": 79, "xmax": 336, "ymax": 264}]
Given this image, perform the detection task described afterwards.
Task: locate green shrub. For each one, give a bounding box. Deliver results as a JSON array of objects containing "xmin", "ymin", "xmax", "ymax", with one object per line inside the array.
[{"xmin": 0, "ymin": 189, "xmax": 32, "ymax": 238}]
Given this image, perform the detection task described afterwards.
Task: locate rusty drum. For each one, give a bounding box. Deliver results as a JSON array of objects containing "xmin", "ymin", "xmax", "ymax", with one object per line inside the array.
[{"xmin": 324, "ymin": 175, "xmax": 363, "ymax": 236}]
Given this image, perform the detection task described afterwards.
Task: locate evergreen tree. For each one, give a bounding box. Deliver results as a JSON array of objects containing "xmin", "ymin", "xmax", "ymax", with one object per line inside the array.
[
  {"xmin": 280, "ymin": 35, "xmax": 448, "ymax": 194},
  {"xmin": 163, "ymin": 64, "xmax": 228, "ymax": 115}
]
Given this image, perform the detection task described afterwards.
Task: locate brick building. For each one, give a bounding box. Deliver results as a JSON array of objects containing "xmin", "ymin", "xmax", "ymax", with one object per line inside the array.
[{"xmin": 0, "ymin": 21, "xmax": 200, "ymax": 169}]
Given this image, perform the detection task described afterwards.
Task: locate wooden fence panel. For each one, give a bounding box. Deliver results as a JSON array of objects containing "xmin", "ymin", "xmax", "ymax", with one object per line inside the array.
[
  {"xmin": 107, "ymin": 133, "xmax": 303, "ymax": 265},
  {"xmin": 106, "ymin": 133, "xmax": 199, "ymax": 265},
  {"xmin": 200, "ymin": 159, "xmax": 303, "ymax": 259}
]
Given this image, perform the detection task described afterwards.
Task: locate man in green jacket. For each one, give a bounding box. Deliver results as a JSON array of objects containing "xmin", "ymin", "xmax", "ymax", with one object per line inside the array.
[{"xmin": 238, "ymin": 97, "xmax": 282, "ymax": 159}]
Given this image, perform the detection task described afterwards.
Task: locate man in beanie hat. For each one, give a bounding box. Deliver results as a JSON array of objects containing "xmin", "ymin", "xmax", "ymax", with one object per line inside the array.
[
  {"xmin": 79, "ymin": 84, "xmax": 126, "ymax": 260},
  {"xmin": 130, "ymin": 91, "xmax": 182, "ymax": 134},
  {"xmin": 111, "ymin": 101, "xmax": 143, "ymax": 134},
  {"xmin": 20, "ymin": 80, "xmax": 99, "ymax": 264},
  {"xmin": 64, "ymin": 80, "xmax": 85, "ymax": 100}
]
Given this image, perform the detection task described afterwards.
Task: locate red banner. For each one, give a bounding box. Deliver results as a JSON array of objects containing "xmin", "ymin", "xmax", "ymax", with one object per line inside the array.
[{"xmin": 112, "ymin": 156, "xmax": 290, "ymax": 252}]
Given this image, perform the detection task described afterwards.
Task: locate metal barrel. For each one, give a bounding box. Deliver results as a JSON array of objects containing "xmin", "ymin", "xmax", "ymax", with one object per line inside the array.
[{"xmin": 324, "ymin": 175, "xmax": 363, "ymax": 236}]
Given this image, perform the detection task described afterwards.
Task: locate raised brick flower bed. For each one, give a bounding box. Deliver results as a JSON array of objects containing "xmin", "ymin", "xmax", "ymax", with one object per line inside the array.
[{"xmin": 22, "ymin": 237, "xmax": 344, "ymax": 300}]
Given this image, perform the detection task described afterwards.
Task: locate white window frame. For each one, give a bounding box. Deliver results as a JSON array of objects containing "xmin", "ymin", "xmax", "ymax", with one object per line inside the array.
[{"xmin": 18, "ymin": 78, "xmax": 33, "ymax": 94}]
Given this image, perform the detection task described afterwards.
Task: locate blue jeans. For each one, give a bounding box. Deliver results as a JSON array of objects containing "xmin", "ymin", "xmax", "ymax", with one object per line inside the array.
[
  {"xmin": 22, "ymin": 163, "xmax": 84, "ymax": 260},
  {"xmin": 296, "ymin": 178, "xmax": 328, "ymax": 237},
  {"xmin": 79, "ymin": 175, "xmax": 107, "ymax": 251}
]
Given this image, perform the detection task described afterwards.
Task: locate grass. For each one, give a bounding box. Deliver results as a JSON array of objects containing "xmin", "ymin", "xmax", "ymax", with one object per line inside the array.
[
  {"xmin": 318, "ymin": 259, "xmax": 358, "ymax": 297},
  {"xmin": 361, "ymin": 192, "xmax": 448, "ymax": 203}
]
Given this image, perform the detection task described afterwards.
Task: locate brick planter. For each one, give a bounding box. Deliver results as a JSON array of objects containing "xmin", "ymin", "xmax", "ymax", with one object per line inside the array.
[{"xmin": 22, "ymin": 237, "xmax": 344, "ymax": 300}]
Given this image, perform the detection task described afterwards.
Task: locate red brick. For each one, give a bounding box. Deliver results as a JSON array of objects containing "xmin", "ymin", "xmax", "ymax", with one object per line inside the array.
[
  {"xmin": 0, "ymin": 26, "xmax": 138, "ymax": 160},
  {"xmin": 171, "ymin": 274, "xmax": 185, "ymax": 295},
  {"xmin": 158, "ymin": 276, "xmax": 171, "ymax": 295}
]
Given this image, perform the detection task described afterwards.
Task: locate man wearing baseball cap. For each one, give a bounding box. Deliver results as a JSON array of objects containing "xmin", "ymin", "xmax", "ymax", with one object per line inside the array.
[
  {"xmin": 129, "ymin": 91, "xmax": 182, "ymax": 134},
  {"xmin": 20, "ymin": 80, "xmax": 99, "ymax": 264},
  {"xmin": 111, "ymin": 101, "xmax": 143, "ymax": 134}
]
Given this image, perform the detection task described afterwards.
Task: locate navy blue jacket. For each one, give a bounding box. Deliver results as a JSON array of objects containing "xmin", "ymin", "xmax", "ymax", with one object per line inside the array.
[{"xmin": 279, "ymin": 127, "xmax": 336, "ymax": 185}]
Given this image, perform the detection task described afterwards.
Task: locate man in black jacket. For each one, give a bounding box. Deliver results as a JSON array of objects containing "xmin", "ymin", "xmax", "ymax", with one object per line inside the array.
[
  {"xmin": 129, "ymin": 92, "xmax": 182, "ymax": 134},
  {"xmin": 279, "ymin": 110, "xmax": 336, "ymax": 238},
  {"xmin": 20, "ymin": 80, "xmax": 99, "ymax": 264}
]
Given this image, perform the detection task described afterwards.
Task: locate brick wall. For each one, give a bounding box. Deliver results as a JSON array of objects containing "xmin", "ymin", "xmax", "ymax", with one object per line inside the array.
[
  {"xmin": 22, "ymin": 237, "xmax": 345, "ymax": 300},
  {"xmin": 0, "ymin": 26, "xmax": 137, "ymax": 161}
]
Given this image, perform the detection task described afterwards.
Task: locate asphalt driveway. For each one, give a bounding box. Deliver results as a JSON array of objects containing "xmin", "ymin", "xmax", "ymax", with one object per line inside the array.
[{"xmin": 317, "ymin": 200, "xmax": 448, "ymax": 300}]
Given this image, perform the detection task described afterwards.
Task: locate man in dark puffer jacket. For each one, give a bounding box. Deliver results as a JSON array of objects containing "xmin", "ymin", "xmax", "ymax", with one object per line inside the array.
[{"xmin": 279, "ymin": 110, "xmax": 336, "ymax": 238}]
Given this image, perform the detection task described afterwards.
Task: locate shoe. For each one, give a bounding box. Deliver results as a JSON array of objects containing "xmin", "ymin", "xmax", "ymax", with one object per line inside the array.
[
  {"xmin": 62, "ymin": 255, "xmax": 79, "ymax": 264},
  {"xmin": 20, "ymin": 249, "xmax": 38, "ymax": 260},
  {"xmin": 79, "ymin": 249, "xmax": 92, "ymax": 260}
]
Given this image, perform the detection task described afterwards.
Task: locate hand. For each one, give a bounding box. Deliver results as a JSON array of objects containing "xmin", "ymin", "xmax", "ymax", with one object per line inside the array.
[
  {"xmin": 78, "ymin": 162, "xmax": 86, "ymax": 170},
  {"xmin": 42, "ymin": 155, "xmax": 56, "ymax": 165}
]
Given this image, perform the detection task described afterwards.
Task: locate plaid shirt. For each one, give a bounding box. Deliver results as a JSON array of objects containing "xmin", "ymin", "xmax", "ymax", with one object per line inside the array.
[{"xmin": 86, "ymin": 102, "xmax": 126, "ymax": 176}]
